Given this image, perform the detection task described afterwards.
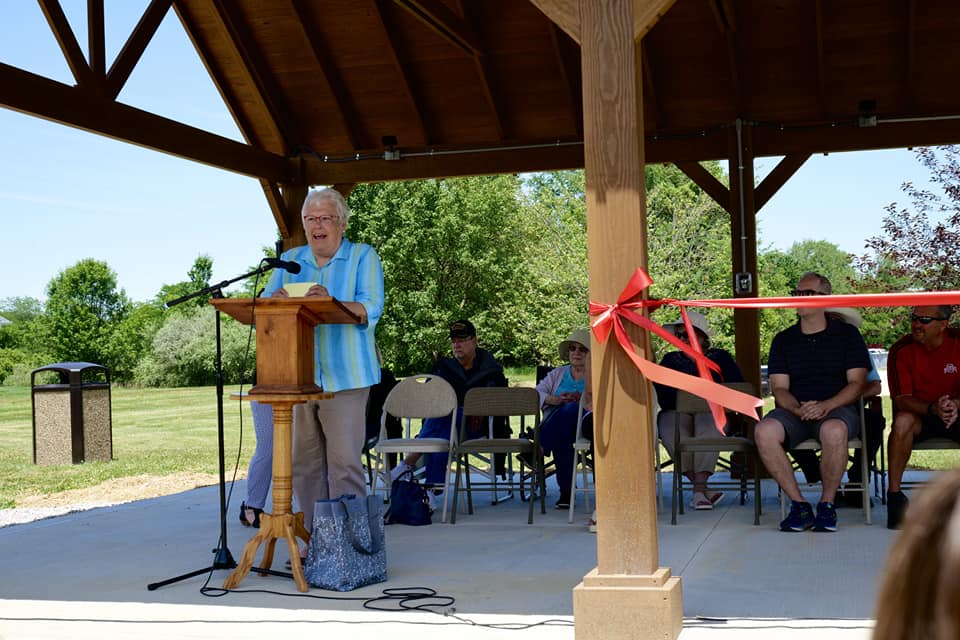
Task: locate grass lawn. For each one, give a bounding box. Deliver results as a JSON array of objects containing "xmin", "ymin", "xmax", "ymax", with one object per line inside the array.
[{"xmin": 0, "ymin": 385, "xmax": 257, "ymax": 508}]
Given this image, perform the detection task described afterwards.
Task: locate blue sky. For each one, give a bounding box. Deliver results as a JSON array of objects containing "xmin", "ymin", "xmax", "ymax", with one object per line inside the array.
[{"xmin": 0, "ymin": 2, "xmax": 939, "ymax": 304}]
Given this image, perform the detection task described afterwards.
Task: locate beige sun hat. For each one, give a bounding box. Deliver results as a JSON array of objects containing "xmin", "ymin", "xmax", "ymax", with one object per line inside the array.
[
  {"xmin": 663, "ymin": 310, "xmax": 714, "ymax": 338},
  {"xmin": 825, "ymin": 307, "xmax": 863, "ymax": 328},
  {"xmin": 559, "ymin": 328, "xmax": 592, "ymax": 360}
]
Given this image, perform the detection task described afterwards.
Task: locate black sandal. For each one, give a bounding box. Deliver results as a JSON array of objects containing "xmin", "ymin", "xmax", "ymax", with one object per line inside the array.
[{"xmin": 239, "ymin": 502, "xmax": 263, "ymax": 528}]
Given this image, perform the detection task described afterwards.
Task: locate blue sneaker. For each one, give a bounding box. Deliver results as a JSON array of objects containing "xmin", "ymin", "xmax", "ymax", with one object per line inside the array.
[
  {"xmin": 813, "ymin": 501, "xmax": 838, "ymax": 532},
  {"xmin": 779, "ymin": 501, "xmax": 814, "ymax": 532}
]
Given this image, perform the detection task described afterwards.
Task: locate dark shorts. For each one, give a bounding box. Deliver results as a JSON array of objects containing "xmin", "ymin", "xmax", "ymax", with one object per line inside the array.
[
  {"xmin": 919, "ymin": 415, "xmax": 960, "ymax": 443},
  {"xmin": 765, "ymin": 405, "xmax": 861, "ymax": 450}
]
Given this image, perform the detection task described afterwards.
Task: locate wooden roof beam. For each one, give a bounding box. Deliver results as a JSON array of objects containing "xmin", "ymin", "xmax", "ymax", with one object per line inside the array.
[
  {"xmin": 455, "ymin": 0, "xmax": 505, "ymax": 140},
  {"xmin": 173, "ymin": 4, "xmax": 273, "ymax": 153},
  {"xmin": 529, "ymin": 0, "xmax": 677, "ymax": 44},
  {"xmin": 392, "ymin": 0, "xmax": 481, "ymax": 55},
  {"xmin": 208, "ymin": 0, "xmax": 300, "ymax": 154},
  {"xmin": 815, "ymin": 0, "xmax": 826, "ymax": 114},
  {"xmin": 904, "ymin": 0, "xmax": 916, "ymax": 109},
  {"xmin": 372, "ymin": 0, "xmax": 431, "ymax": 145},
  {"xmin": 87, "ymin": 0, "xmax": 106, "ymax": 78},
  {"xmin": 754, "ymin": 153, "xmax": 810, "ymax": 212},
  {"xmin": 105, "ymin": 0, "xmax": 172, "ymax": 101},
  {"xmin": 675, "ymin": 161, "xmax": 730, "ymax": 213},
  {"xmin": 548, "ymin": 22, "xmax": 583, "ymax": 137},
  {"xmin": 291, "ymin": 0, "xmax": 363, "ymax": 151},
  {"xmin": 302, "ymin": 142, "xmax": 584, "ymax": 184},
  {"xmin": 38, "ymin": 0, "xmax": 96, "ymax": 90},
  {"xmin": 0, "ymin": 62, "xmax": 293, "ymax": 181}
]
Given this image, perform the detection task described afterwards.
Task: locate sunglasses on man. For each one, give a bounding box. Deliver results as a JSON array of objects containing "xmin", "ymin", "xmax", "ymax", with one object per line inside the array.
[
  {"xmin": 910, "ymin": 314, "xmax": 947, "ymax": 325},
  {"xmin": 791, "ymin": 289, "xmax": 827, "ymax": 297}
]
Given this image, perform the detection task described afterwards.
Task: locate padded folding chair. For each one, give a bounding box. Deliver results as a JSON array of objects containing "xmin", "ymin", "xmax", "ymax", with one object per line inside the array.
[
  {"xmin": 779, "ymin": 398, "xmax": 872, "ymax": 524},
  {"xmin": 371, "ymin": 374, "xmax": 458, "ymax": 523},
  {"xmin": 450, "ymin": 387, "xmax": 546, "ymax": 524},
  {"xmin": 670, "ymin": 382, "xmax": 762, "ymax": 525}
]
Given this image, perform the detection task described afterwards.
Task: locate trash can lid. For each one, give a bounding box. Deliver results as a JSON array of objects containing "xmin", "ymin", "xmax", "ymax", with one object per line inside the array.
[{"xmin": 31, "ymin": 362, "xmax": 108, "ymax": 374}]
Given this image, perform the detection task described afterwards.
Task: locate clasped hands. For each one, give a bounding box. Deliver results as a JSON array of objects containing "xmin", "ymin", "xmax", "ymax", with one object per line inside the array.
[{"xmin": 931, "ymin": 395, "xmax": 958, "ymax": 428}]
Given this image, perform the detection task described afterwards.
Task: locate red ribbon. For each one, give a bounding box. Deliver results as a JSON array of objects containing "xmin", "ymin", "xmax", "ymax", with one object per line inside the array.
[
  {"xmin": 590, "ymin": 269, "xmax": 762, "ymax": 429},
  {"xmin": 589, "ymin": 268, "xmax": 960, "ymax": 430}
]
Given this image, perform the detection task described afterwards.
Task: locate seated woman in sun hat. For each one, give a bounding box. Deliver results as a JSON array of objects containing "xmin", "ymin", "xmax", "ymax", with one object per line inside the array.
[
  {"xmin": 536, "ymin": 328, "xmax": 592, "ymax": 510},
  {"xmin": 652, "ymin": 311, "xmax": 744, "ymax": 510}
]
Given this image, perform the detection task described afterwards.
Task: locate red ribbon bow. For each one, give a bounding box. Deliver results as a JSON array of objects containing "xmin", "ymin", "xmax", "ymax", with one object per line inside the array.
[{"xmin": 590, "ymin": 268, "xmax": 763, "ymax": 430}]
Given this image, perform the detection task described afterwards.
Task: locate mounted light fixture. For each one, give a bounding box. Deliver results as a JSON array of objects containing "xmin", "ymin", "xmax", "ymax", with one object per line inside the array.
[
  {"xmin": 382, "ymin": 135, "xmax": 400, "ymax": 161},
  {"xmin": 858, "ymin": 99, "xmax": 878, "ymax": 128}
]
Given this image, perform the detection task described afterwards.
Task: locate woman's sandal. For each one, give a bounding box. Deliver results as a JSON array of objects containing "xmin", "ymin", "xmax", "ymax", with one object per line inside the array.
[{"xmin": 239, "ymin": 502, "xmax": 263, "ymax": 528}]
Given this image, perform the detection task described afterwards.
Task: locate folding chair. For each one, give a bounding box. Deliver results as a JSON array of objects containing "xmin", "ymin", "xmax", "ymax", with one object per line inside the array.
[
  {"xmin": 371, "ymin": 374, "xmax": 458, "ymax": 523},
  {"xmin": 567, "ymin": 396, "xmax": 594, "ymax": 523},
  {"xmin": 779, "ymin": 398, "xmax": 872, "ymax": 524},
  {"xmin": 450, "ymin": 387, "xmax": 546, "ymax": 524},
  {"xmin": 671, "ymin": 382, "xmax": 762, "ymax": 525}
]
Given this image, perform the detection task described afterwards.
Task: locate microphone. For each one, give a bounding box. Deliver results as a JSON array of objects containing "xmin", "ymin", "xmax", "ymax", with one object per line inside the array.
[{"xmin": 264, "ymin": 257, "xmax": 301, "ymax": 274}]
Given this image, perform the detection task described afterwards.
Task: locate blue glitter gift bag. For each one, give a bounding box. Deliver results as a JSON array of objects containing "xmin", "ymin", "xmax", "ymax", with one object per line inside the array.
[{"xmin": 304, "ymin": 494, "xmax": 387, "ymax": 591}]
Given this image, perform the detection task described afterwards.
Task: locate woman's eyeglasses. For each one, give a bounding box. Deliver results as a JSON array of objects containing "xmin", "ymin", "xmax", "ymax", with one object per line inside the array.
[
  {"xmin": 568, "ymin": 344, "xmax": 589, "ymax": 353},
  {"xmin": 791, "ymin": 289, "xmax": 826, "ymax": 297},
  {"xmin": 911, "ymin": 314, "xmax": 946, "ymax": 325}
]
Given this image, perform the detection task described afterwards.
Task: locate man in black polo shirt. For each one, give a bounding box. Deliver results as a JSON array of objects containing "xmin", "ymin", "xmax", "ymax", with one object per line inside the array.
[{"xmin": 755, "ymin": 272, "xmax": 870, "ymax": 532}]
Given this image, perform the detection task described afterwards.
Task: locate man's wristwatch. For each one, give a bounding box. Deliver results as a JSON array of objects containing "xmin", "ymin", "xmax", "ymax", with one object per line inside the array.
[{"xmin": 928, "ymin": 402, "xmax": 937, "ymax": 417}]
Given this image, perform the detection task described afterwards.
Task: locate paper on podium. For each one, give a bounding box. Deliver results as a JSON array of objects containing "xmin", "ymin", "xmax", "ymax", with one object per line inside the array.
[{"xmin": 284, "ymin": 282, "xmax": 315, "ymax": 297}]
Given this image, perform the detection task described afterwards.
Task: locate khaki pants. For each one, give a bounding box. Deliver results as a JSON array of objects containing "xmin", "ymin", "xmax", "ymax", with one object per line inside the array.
[{"xmin": 292, "ymin": 387, "xmax": 370, "ymax": 529}]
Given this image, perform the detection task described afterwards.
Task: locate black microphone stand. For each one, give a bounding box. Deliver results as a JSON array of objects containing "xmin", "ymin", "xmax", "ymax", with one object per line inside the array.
[{"xmin": 148, "ymin": 262, "xmax": 276, "ymax": 590}]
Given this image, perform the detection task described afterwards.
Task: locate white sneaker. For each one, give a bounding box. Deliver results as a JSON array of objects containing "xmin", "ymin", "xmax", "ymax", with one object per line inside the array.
[
  {"xmin": 428, "ymin": 490, "xmax": 444, "ymax": 513},
  {"xmin": 390, "ymin": 461, "xmax": 412, "ymax": 483}
]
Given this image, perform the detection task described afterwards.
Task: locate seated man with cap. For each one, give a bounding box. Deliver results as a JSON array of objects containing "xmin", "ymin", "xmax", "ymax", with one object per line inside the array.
[
  {"xmin": 391, "ymin": 319, "xmax": 508, "ymax": 510},
  {"xmin": 653, "ymin": 311, "xmax": 745, "ymax": 510}
]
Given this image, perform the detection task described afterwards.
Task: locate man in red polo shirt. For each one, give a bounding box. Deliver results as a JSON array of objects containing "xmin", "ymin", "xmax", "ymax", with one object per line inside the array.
[{"xmin": 887, "ymin": 304, "xmax": 960, "ymax": 529}]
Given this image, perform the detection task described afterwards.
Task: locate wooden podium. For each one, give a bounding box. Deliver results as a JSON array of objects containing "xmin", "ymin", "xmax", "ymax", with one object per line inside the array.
[{"xmin": 211, "ymin": 296, "xmax": 360, "ymax": 592}]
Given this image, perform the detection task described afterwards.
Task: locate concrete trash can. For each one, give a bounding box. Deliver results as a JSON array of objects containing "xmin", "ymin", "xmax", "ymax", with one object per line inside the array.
[{"xmin": 31, "ymin": 362, "xmax": 113, "ymax": 465}]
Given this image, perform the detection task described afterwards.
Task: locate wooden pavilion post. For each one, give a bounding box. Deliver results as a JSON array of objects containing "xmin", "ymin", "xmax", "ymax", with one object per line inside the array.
[
  {"xmin": 571, "ymin": 1, "xmax": 682, "ymax": 638},
  {"xmin": 728, "ymin": 121, "xmax": 761, "ymax": 392}
]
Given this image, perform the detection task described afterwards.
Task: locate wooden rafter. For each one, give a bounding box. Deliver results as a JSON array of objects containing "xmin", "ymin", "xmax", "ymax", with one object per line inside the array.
[
  {"xmin": 290, "ymin": 0, "xmax": 362, "ymax": 151},
  {"xmin": 633, "ymin": 0, "xmax": 678, "ymax": 40},
  {"xmin": 372, "ymin": 0, "xmax": 431, "ymax": 145},
  {"xmin": 815, "ymin": 0, "xmax": 826, "ymax": 115},
  {"xmin": 0, "ymin": 62, "xmax": 292, "ymax": 181},
  {"xmin": 173, "ymin": 4, "xmax": 269, "ymax": 151},
  {"xmin": 529, "ymin": 0, "xmax": 579, "ymax": 44},
  {"xmin": 903, "ymin": 0, "xmax": 916, "ymax": 109},
  {"xmin": 392, "ymin": 0, "xmax": 481, "ymax": 55},
  {"xmin": 106, "ymin": 0, "xmax": 172, "ymax": 100},
  {"xmin": 87, "ymin": 0, "xmax": 106, "ymax": 78},
  {"xmin": 301, "ymin": 142, "xmax": 584, "ymax": 184},
  {"xmin": 710, "ymin": 0, "xmax": 743, "ymax": 115},
  {"xmin": 208, "ymin": 0, "xmax": 298, "ymax": 153},
  {"xmin": 640, "ymin": 39, "xmax": 659, "ymax": 130},
  {"xmin": 548, "ymin": 22, "xmax": 582, "ymax": 137},
  {"xmin": 675, "ymin": 161, "xmax": 730, "ymax": 212},
  {"xmin": 455, "ymin": 0, "xmax": 505, "ymax": 140},
  {"xmin": 754, "ymin": 153, "xmax": 810, "ymax": 212},
  {"xmin": 38, "ymin": 0, "xmax": 96, "ymax": 89}
]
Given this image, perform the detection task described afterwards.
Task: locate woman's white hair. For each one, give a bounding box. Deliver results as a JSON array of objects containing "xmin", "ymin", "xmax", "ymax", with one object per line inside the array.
[{"xmin": 302, "ymin": 187, "xmax": 350, "ymax": 225}]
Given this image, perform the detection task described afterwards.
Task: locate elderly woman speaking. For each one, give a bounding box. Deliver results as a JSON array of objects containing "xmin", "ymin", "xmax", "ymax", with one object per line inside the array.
[{"xmin": 262, "ymin": 187, "xmax": 384, "ymax": 546}]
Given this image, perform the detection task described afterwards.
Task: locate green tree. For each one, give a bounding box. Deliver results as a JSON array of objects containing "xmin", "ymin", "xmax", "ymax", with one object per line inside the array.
[
  {"xmin": 347, "ymin": 175, "xmax": 532, "ymax": 374},
  {"xmin": 135, "ymin": 306, "xmax": 253, "ymax": 387},
  {"xmin": 156, "ymin": 255, "xmax": 214, "ymax": 310},
  {"xmin": 42, "ymin": 259, "xmax": 130, "ymax": 370},
  {"xmin": 852, "ymin": 145, "xmax": 960, "ymax": 347},
  {"xmin": 645, "ymin": 162, "xmax": 738, "ymax": 357}
]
